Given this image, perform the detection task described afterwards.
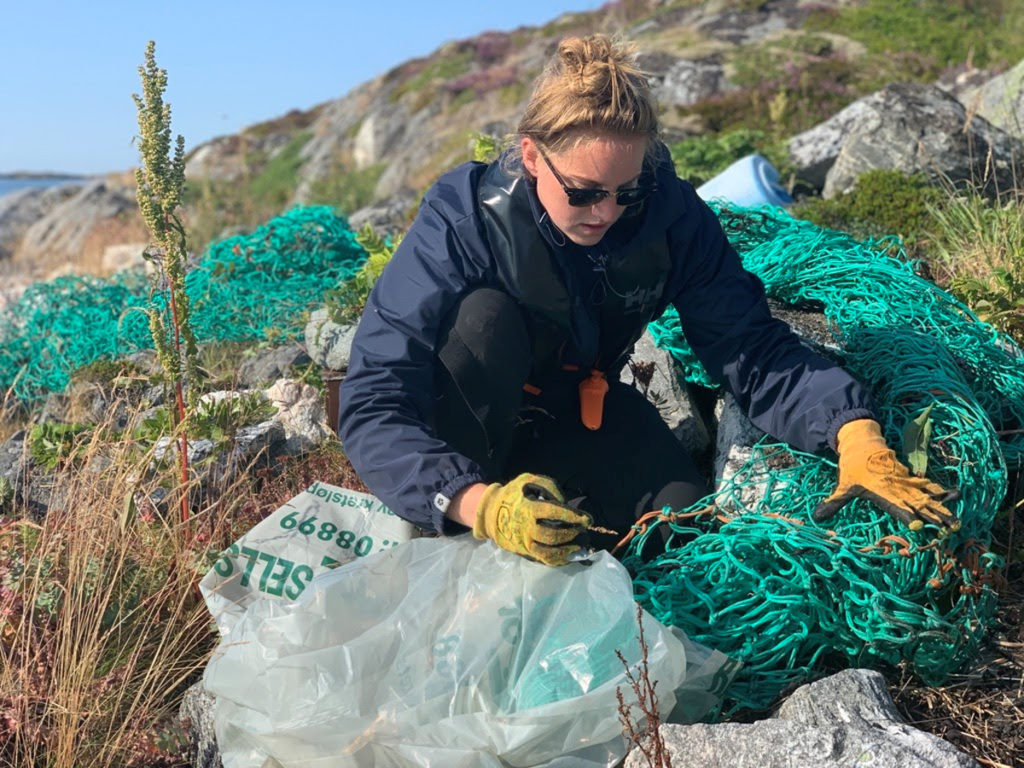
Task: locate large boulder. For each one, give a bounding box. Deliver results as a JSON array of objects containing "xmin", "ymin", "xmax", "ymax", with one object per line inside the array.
[
  {"xmin": 960, "ymin": 58, "xmax": 1024, "ymax": 141},
  {"xmin": 627, "ymin": 669, "xmax": 978, "ymax": 768},
  {"xmin": 787, "ymin": 83, "xmax": 1024, "ymax": 196},
  {"xmin": 182, "ymin": 665, "xmax": 977, "ymax": 768}
]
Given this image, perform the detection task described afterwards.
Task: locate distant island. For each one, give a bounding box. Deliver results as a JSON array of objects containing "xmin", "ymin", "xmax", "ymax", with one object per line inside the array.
[{"xmin": 0, "ymin": 172, "xmax": 88, "ymax": 180}]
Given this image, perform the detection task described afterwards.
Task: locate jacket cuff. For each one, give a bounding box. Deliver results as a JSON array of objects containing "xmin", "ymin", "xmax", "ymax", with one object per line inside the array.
[
  {"xmin": 431, "ymin": 472, "xmax": 487, "ymax": 535},
  {"xmin": 826, "ymin": 409, "xmax": 877, "ymax": 453}
]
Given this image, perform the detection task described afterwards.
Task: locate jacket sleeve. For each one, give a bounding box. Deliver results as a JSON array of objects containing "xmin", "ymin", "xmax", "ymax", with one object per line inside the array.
[
  {"xmin": 337, "ymin": 172, "xmax": 489, "ymax": 533},
  {"xmin": 667, "ymin": 182, "xmax": 875, "ymax": 453}
]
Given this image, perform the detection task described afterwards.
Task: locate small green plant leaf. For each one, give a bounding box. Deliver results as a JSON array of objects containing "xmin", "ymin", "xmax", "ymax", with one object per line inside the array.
[{"xmin": 902, "ymin": 403, "xmax": 935, "ymax": 477}]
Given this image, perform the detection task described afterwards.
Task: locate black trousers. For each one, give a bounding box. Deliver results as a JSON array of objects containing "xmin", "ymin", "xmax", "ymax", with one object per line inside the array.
[{"xmin": 432, "ymin": 288, "xmax": 709, "ymax": 552}]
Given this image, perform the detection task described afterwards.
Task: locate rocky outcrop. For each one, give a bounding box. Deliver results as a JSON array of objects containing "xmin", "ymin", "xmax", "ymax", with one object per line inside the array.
[
  {"xmin": 788, "ymin": 83, "xmax": 1024, "ymax": 197},
  {"xmin": 185, "ymin": 106, "xmax": 324, "ymax": 184},
  {"xmin": 13, "ymin": 180, "xmax": 144, "ymax": 276},
  {"xmin": 0, "ymin": 183, "xmax": 82, "ymax": 260},
  {"xmin": 626, "ymin": 669, "xmax": 979, "ymax": 768}
]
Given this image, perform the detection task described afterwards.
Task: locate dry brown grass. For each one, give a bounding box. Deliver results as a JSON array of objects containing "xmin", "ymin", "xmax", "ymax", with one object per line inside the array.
[
  {"xmin": 890, "ymin": 478, "xmax": 1024, "ymax": 768},
  {"xmin": 0, "ymin": 389, "xmax": 367, "ymax": 767},
  {"xmin": 0, "ymin": 402, "xmax": 257, "ymax": 767}
]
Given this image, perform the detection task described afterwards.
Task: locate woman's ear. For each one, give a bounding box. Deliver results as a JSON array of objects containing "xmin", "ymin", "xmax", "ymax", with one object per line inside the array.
[{"xmin": 521, "ymin": 137, "xmax": 539, "ymax": 178}]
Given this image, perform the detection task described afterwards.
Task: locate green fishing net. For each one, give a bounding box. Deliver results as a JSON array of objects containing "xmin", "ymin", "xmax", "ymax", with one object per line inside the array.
[
  {"xmin": 637, "ymin": 203, "xmax": 1021, "ymax": 714},
  {"xmin": 0, "ymin": 206, "xmax": 365, "ymax": 402}
]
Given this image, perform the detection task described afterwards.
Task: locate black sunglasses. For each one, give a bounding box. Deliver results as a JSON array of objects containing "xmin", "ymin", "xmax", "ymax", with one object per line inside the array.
[{"xmin": 537, "ymin": 145, "xmax": 656, "ymax": 208}]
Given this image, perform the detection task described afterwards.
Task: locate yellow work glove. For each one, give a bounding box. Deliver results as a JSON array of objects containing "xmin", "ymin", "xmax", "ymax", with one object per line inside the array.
[
  {"xmin": 473, "ymin": 473, "xmax": 592, "ymax": 566},
  {"xmin": 813, "ymin": 419, "xmax": 960, "ymax": 532}
]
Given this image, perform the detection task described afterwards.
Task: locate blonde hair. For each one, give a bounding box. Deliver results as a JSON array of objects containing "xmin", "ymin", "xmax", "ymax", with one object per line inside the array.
[{"xmin": 515, "ymin": 35, "xmax": 659, "ymax": 156}]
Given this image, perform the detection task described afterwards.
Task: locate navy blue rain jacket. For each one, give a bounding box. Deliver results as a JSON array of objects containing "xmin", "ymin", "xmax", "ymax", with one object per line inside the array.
[{"xmin": 338, "ymin": 156, "xmax": 875, "ymax": 533}]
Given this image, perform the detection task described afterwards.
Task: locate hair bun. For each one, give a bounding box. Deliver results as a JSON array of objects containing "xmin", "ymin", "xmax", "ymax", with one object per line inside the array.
[
  {"xmin": 558, "ymin": 35, "xmax": 623, "ymax": 96},
  {"xmin": 516, "ymin": 33, "xmax": 658, "ymax": 151}
]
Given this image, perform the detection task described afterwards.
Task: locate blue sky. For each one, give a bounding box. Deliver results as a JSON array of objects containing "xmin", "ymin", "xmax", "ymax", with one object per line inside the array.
[{"xmin": 1, "ymin": 1, "xmax": 605, "ymax": 176}]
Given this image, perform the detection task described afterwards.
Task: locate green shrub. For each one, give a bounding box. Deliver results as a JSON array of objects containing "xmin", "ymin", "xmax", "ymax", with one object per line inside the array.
[
  {"xmin": 29, "ymin": 422, "xmax": 92, "ymax": 470},
  {"xmin": 324, "ymin": 225, "xmax": 401, "ymax": 325},
  {"xmin": 793, "ymin": 170, "xmax": 943, "ymax": 251},
  {"xmin": 669, "ymin": 129, "xmax": 791, "ymax": 188}
]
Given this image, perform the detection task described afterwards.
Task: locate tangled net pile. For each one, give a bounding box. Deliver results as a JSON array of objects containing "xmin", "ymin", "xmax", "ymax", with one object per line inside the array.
[
  {"xmin": 638, "ymin": 203, "xmax": 1022, "ymax": 714},
  {"xmin": 0, "ymin": 206, "xmax": 365, "ymax": 402}
]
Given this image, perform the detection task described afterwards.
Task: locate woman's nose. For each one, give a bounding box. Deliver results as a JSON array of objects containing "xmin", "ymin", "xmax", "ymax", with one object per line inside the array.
[{"xmin": 592, "ymin": 194, "xmax": 622, "ymax": 217}]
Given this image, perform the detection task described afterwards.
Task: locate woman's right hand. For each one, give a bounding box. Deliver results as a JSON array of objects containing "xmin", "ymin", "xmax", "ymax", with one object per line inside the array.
[{"xmin": 470, "ymin": 473, "xmax": 592, "ymax": 566}]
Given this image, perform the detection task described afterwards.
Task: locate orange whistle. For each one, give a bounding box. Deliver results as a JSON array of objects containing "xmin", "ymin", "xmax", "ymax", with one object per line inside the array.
[{"xmin": 579, "ymin": 369, "xmax": 608, "ymax": 431}]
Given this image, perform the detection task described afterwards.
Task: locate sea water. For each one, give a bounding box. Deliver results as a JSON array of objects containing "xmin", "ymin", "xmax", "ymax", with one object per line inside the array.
[{"xmin": 0, "ymin": 176, "xmax": 83, "ymax": 199}]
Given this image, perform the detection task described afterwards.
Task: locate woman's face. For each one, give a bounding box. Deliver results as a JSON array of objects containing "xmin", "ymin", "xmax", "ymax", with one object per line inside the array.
[{"xmin": 522, "ymin": 131, "xmax": 647, "ymax": 247}]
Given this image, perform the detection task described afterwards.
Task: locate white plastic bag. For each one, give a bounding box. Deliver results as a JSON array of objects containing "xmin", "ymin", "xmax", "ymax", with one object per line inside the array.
[
  {"xmin": 200, "ymin": 482, "xmax": 419, "ymax": 636},
  {"xmin": 204, "ymin": 536, "xmax": 734, "ymax": 768}
]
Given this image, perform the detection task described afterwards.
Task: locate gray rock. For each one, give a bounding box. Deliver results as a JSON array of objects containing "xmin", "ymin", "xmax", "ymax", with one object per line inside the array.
[
  {"xmin": 185, "ymin": 135, "xmax": 248, "ymax": 184},
  {"xmin": 822, "ymin": 83, "xmax": 1023, "ymax": 198},
  {"xmin": 626, "ymin": 669, "xmax": 978, "ymax": 768},
  {"xmin": 186, "ymin": 124, "xmax": 311, "ymax": 184},
  {"xmin": 15, "ymin": 180, "xmax": 137, "ymax": 269},
  {"xmin": 635, "ymin": 50, "xmax": 683, "ymax": 82},
  {"xmin": 621, "ymin": 329, "xmax": 712, "ymax": 461},
  {"xmin": 695, "ymin": 4, "xmax": 802, "ymax": 46},
  {"xmin": 0, "ymin": 183, "xmax": 82, "ymax": 260},
  {"xmin": 348, "ymin": 189, "xmax": 419, "ymax": 236},
  {"xmin": 293, "ymin": 83, "xmax": 377, "ymax": 202},
  {"xmin": 0, "ymin": 429, "xmax": 67, "ymax": 518},
  {"xmin": 38, "ymin": 356, "xmax": 161, "ymax": 429},
  {"xmin": 713, "ymin": 392, "xmax": 766, "ymax": 501},
  {"xmin": 776, "ymin": 668, "xmax": 904, "ymax": 727},
  {"xmin": 787, "ymin": 98, "xmax": 877, "ymax": 190},
  {"xmin": 654, "ymin": 57, "xmax": 732, "ymax": 109},
  {"xmin": 959, "ymin": 57, "xmax": 1024, "ymax": 141},
  {"xmin": 264, "ymin": 378, "xmax": 334, "ymax": 453},
  {"xmin": 123, "ymin": 349, "xmax": 164, "ymax": 377},
  {"xmin": 153, "ymin": 395, "xmax": 285, "ymax": 492},
  {"xmin": 236, "ymin": 343, "xmax": 312, "ymax": 389},
  {"xmin": 305, "ymin": 308, "xmax": 358, "ymax": 371},
  {"xmin": 179, "ymin": 683, "xmax": 222, "ymax": 768},
  {"xmin": 353, "ymin": 106, "xmax": 412, "ymax": 171},
  {"xmin": 766, "ymin": 299, "xmax": 841, "ymax": 356},
  {"xmin": 0, "ymin": 430, "xmax": 28, "ymax": 500}
]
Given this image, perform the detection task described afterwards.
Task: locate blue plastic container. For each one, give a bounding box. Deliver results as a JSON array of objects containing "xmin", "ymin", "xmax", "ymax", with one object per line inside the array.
[{"xmin": 695, "ymin": 153, "xmax": 792, "ymax": 208}]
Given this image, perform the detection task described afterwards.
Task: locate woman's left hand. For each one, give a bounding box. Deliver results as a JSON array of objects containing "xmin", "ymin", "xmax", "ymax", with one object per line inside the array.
[{"xmin": 812, "ymin": 419, "xmax": 960, "ymax": 532}]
